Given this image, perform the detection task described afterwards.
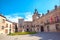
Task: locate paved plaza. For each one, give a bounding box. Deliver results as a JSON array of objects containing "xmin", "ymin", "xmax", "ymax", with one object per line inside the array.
[{"xmin": 0, "ymin": 32, "xmax": 60, "ymax": 40}]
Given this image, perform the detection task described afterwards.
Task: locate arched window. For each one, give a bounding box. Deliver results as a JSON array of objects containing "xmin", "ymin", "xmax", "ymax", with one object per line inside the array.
[
  {"xmin": 41, "ymin": 26, "xmax": 44, "ymax": 32},
  {"xmin": 2, "ymin": 19, "xmax": 5, "ymax": 23},
  {"xmin": 55, "ymin": 16, "xmax": 60, "ymax": 23},
  {"xmin": 6, "ymin": 24, "xmax": 8, "ymax": 27},
  {"xmin": 5, "ymin": 29, "xmax": 8, "ymax": 33},
  {"xmin": 9, "ymin": 29, "xmax": 11, "ymax": 34}
]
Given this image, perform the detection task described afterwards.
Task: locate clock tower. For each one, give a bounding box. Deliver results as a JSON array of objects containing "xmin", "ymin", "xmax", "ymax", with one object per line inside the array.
[{"xmin": 32, "ymin": 9, "xmax": 40, "ymax": 21}]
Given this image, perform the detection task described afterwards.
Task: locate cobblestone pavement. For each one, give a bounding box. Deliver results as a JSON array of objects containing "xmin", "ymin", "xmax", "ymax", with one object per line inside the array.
[{"xmin": 0, "ymin": 32, "xmax": 60, "ymax": 40}]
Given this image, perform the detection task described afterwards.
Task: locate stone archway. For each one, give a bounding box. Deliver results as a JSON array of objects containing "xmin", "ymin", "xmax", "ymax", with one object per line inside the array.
[
  {"xmin": 26, "ymin": 29, "xmax": 29, "ymax": 32},
  {"xmin": 56, "ymin": 24, "xmax": 60, "ymax": 32},
  {"xmin": 41, "ymin": 26, "xmax": 44, "ymax": 32}
]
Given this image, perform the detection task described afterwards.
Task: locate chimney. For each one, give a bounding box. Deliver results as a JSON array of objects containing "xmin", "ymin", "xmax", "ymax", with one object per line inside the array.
[{"xmin": 55, "ymin": 5, "xmax": 57, "ymax": 10}]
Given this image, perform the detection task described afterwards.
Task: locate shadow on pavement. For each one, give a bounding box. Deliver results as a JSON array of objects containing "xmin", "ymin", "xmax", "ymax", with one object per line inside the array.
[{"xmin": 29, "ymin": 32, "xmax": 60, "ymax": 40}]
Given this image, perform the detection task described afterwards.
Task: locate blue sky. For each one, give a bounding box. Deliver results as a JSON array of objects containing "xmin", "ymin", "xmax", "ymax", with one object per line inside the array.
[{"xmin": 0, "ymin": 0, "xmax": 60, "ymax": 22}]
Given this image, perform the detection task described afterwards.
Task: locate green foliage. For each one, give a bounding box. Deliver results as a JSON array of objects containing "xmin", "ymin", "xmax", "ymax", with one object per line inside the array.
[{"xmin": 8, "ymin": 32, "xmax": 36, "ymax": 36}]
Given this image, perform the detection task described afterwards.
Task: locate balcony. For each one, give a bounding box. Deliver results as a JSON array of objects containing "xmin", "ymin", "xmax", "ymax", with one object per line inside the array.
[{"xmin": 44, "ymin": 20, "xmax": 60, "ymax": 25}]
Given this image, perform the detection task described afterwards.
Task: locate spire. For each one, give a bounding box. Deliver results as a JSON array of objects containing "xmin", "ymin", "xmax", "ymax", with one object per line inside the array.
[
  {"xmin": 47, "ymin": 10, "xmax": 49, "ymax": 13},
  {"xmin": 34, "ymin": 9, "xmax": 38, "ymax": 14},
  {"xmin": 35, "ymin": 9, "xmax": 37, "ymax": 12},
  {"xmin": 55, "ymin": 5, "xmax": 57, "ymax": 10},
  {"xmin": 42, "ymin": 13, "xmax": 44, "ymax": 16}
]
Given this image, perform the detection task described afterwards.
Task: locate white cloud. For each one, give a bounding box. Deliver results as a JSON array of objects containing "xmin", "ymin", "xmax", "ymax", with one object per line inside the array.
[
  {"xmin": 5, "ymin": 14, "xmax": 23, "ymax": 23},
  {"xmin": 24, "ymin": 12, "xmax": 33, "ymax": 21},
  {"xmin": 5, "ymin": 12, "xmax": 33, "ymax": 23}
]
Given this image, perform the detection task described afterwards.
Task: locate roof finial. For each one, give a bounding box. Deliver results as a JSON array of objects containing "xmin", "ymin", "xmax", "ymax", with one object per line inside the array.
[
  {"xmin": 34, "ymin": 9, "xmax": 38, "ymax": 14},
  {"xmin": 47, "ymin": 10, "xmax": 49, "ymax": 13},
  {"xmin": 35, "ymin": 9, "xmax": 37, "ymax": 12},
  {"xmin": 42, "ymin": 13, "xmax": 44, "ymax": 16},
  {"xmin": 55, "ymin": 5, "xmax": 57, "ymax": 10}
]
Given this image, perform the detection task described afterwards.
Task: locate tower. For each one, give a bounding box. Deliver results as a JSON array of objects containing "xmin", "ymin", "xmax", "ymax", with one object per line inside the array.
[
  {"xmin": 18, "ymin": 19, "xmax": 24, "ymax": 32},
  {"xmin": 32, "ymin": 9, "xmax": 40, "ymax": 21}
]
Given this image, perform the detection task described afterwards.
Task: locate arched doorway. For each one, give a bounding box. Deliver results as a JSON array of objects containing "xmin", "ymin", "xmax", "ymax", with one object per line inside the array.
[
  {"xmin": 47, "ymin": 26, "xmax": 49, "ymax": 32},
  {"xmin": 9, "ymin": 29, "xmax": 11, "ymax": 34},
  {"xmin": 27, "ymin": 29, "xmax": 29, "ymax": 32},
  {"xmin": 15, "ymin": 25, "xmax": 18, "ymax": 32},
  {"xmin": 41, "ymin": 26, "xmax": 44, "ymax": 32},
  {"xmin": 56, "ymin": 24, "xmax": 60, "ymax": 32}
]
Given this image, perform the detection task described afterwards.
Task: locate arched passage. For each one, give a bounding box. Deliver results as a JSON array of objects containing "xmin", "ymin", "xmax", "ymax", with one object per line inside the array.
[
  {"xmin": 26, "ymin": 29, "xmax": 29, "ymax": 32},
  {"xmin": 56, "ymin": 24, "xmax": 60, "ymax": 32},
  {"xmin": 41, "ymin": 26, "xmax": 44, "ymax": 32}
]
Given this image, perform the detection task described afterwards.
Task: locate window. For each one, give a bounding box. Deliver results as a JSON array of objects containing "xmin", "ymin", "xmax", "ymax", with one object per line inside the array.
[
  {"xmin": 2, "ymin": 26, "xmax": 4, "ymax": 29},
  {"xmin": 36, "ymin": 25, "xmax": 39, "ymax": 27},
  {"xmin": 2, "ymin": 19, "xmax": 5, "ymax": 23},
  {"xmin": 9, "ymin": 29, "xmax": 11, "ymax": 34},
  {"xmin": 27, "ymin": 25, "xmax": 29, "ymax": 27},
  {"xmin": 5, "ymin": 29, "xmax": 8, "ymax": 33},
  {"xmin": 55, "ymin": 16, "xmax": 60, "ymax": 23},
  {"xmin": 45, "ymin": 20, "xmax": 49, "ymax": 24}
]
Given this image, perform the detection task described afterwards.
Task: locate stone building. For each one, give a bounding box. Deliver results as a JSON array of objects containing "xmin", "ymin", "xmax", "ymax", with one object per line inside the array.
[
  {"xmin": 32, "ymin": 5, "xmax": 60, "ymax": 32},
  {"xmin": 0, "ymin": 5, "xmax": 60, "ymax": 33},
  {"xmin": 18, "ymin": 18, "xmax": 32, "ymax": 32},
  {"xmin": 18, "ymin": 5, "xmax": 60, "ymax": 32},
  {"xmin": 0, "ymin": 14, "xmax": 16, "ymax": 34},
  {"xmin": 23, "ymin": 21, "xmax": 32, "ymax": 32},
  {"xmin": 18, "ymin": 19, "xmax": 24, "ymax": 32}
]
